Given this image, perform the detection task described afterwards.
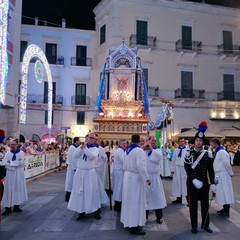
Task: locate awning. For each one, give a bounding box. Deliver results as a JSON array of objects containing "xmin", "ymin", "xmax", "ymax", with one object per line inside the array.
[
  {"xmin": 177, "ymin": 129, "xmax": 222, "ymax": 138},
  {"xmin": 216, "ymin": 128, "xmax": 240, "ymax": 138}
]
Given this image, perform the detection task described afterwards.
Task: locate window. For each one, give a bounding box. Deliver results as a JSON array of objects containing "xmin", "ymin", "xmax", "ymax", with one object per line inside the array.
[
  {"xmin": 77, "ymin": 111, "xmax": 85, "ymax": 125},
  {"xmin": 136, "ymin": 20, "xmax": 148, "ymax": 45},
  {"xmin": 181, "ymin": 71, "xmax": 193, "ymax": 98},
  {"xmin": 223, "ymin": 74, "xmax": 234, "ymax": 100},
  {"xmin": 100, "ymin": 24, "xmax": 106, "ymax": 45},
  {"xmin": 223, "ymin": 31, "xmax": 233, "ymax": 53},
  {"xmin": 45, "ymin": 43, "xmax": 57, "ymax": 64},
  {"xmin": 44, "ymin": 110, "xmax": 54, "ymax": 124},
  {"xmin": 44, "ymin": 82, "xmax": 56, "ymax": 104},
  {"xmin": 75, "ymin": 83, "xmax": 86, "ymax": 105},
  {"xmin": 182, "ymin": 26, "xmax": 192, "ymax": 50},
  {"xmin": 20, "ymin": 41, "xmax": 28, "ymax": 62},
  {"xmin": 76, "ymin": 45, "xmax": 87, "ymax": 66}
]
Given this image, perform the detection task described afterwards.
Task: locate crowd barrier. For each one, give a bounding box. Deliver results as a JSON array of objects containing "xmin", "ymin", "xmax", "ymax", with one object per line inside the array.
[{"xmin": 24, "ymin": 152, "xmax": 59, "ymax": 179}]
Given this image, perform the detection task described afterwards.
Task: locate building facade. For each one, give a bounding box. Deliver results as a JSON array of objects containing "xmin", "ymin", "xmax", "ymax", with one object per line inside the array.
[
  {"xmin": 0, "ymin": 0, "xmax": 22, "ymax": 140},
  {"xmin": 94, "ymin": 0, "xmax": 240, "ymax": 138}
]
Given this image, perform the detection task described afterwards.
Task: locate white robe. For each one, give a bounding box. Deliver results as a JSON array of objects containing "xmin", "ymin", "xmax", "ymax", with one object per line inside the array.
[
  {"xmin": 145, "ymin": 149, "xmax": 167, "ymax": 210},
  {"xmin": 120, "ymin": 146, "xmax": 149, "ymax": 228},
  {"xmin": 64, "ymin": 144, "xmax": 78, "ymax": 192},
  {"xmin": 161, "ymin": 148, "xmax": 172, "ymax": 177},
  {"xmin": 112, "ymin": 147, "xmax": 124, "ymax": 201},
  {"xmin": 95, "ymin": 146, "xmax": 108, "ymax": 188},
  {"xmin": 1, "ymin": 149, "xmax": 28, "ymax": 207},
  {"xmin": 214, "ymin": 149, "xmax": 234, "ymax": 205},
  {"xmin": 171, "ymin": 147, "xmax": 188, "ymax": 197},
  {"xmin": 67, "ymin": 146, "xmax": 109, "ymax": 214}
]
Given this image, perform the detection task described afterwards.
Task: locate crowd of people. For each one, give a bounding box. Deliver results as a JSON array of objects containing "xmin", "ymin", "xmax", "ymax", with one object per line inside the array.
[{"xmin": 0, "ymin": 124, "xmax": 236, "ymax": 235}]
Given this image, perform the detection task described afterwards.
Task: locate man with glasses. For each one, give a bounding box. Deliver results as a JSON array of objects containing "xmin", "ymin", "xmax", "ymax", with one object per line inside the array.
[
  {"xmin": 0, "ymin": 139, "xmax": 28, "ymax": 216},
  {"xmin": 67, "ymin": 133, "xmax": 108, "ymax": 220}
]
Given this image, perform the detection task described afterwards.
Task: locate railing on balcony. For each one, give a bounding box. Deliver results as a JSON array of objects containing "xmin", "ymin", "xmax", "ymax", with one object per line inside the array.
[
  {"xmin": 45, "ymin": 56, "xmax": 64, "ymax": 65},
  {"xmin": 71, "ymin": 96, "xmax": 90, "ymax": 105},
  {"xmin": 70, "ymin": 57, "xmax": 92, "ymax": 67},
  {"xmin": 27, "ymin": 94, "xmax": 63, "ymax": 104},
  {"xmin": 217, "ymin": 91, "xmax": 240, "ymax": 101},
  {"xmin": 217, "ymin": 44, "xmax": 240, "ymax": 56},
  {"xmin": 174, "ymin": 88, "xmax": 205, "ymax": 99},
  {"xmin": 129, "ymin": 34, "xmax": 157, "ymax": 48},
  {"xmin": 148, "ymin": 86, "xmax": 159, "ymax": 97},
  {"xmin": 176, "ymin": 40, "xmax": 202, "ymax": 54}
]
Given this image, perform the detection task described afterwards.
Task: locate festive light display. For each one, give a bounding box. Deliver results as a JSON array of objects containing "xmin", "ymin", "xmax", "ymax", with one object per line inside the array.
[
  {"xmin": 20, "ymin": 44, "xmax": 53, "ymax": 129},
  {"xmin": 0, "ymin": 0, "xmax": 9, "ymax": 105}
]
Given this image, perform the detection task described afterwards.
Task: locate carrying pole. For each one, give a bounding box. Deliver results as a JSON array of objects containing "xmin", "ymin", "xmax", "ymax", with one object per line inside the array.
[{"xmin": 106, "ymin": 151, "xmax": 112, "ymax": 210}]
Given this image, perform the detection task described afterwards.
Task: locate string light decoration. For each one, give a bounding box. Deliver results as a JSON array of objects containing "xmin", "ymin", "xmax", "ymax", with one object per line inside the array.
[
  {"xmin": 0, "ymin": 0, "xmax": 9, "ymax": 105},
  {"xmin": 20, "ymin": 44, "xmax": 53, "ymax": 129}
]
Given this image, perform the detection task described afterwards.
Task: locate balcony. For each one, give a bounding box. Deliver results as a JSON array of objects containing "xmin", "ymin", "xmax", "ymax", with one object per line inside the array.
[
  {"xmin": 129, "ymin": 34, "xmax": 157, "ymax": 49},
  {"xmin": 70, "ymin": 57, "xmax": 92, "ymax": 67},
  {"xmin": 71, "ymin": 96, "xmax": 90, "ymax": 105},
  {"xmin": 27, "ymin": 94, "xmax": 63, "ymax": 104},
  {"xmin": 176, "ymin": 40, "xmax": 202, "ymax": 54},
  {"xmin": 148, "ymin": 86, "xmax": 159, "ymax": 97},
  {"xmin": 217, "ymin": 91, "xmax": 240, "ymax": 101},
  {"xmin": 46, "ymin": 56, "xmax": 64, "ymax": 65},
  {"xmin": 217, "ymin": 44, "xmax": 240, "ymax": 56},
  {"xmin": 174, "ymin": 88, "xmax": 205, "ymax": 99}
]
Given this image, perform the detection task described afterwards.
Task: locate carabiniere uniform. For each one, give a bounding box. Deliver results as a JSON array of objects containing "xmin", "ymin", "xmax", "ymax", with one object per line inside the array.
[{"xmin": 184, "ymin": 147, "xmax": 215, "ymax": 230}]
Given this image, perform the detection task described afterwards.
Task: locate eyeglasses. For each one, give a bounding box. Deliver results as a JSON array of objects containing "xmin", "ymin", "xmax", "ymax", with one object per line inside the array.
[{"xmin": 89, "ymin": 137, "xmax": 97, "ymax": 140}]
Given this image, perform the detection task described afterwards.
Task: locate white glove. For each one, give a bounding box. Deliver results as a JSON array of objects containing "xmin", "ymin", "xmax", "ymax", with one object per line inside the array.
[
  {"xmin": 192, "ymin": 179, "xmax": 203, "ymax": 189},
  {"xmin": 210, "ymin": 184, "xmax": 217, "ymax": 193}
]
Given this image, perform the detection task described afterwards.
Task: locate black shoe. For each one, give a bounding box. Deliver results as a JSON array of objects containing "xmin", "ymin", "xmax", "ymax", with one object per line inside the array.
[
  {"xmin": 191, "ymin": 228, "xmax": 198, "ymax": 234},
  {"xmin": 203, "ymin": 227, "xmax": 213, "ymax": 233},
  {"xmin": 129, "ymin": 227, "xmax": 146, "ymax": 235},
  {"xmin": 172, "ymin": 198, "xmax": 182, "ymax": 204},
  {"xmin": 220, "ymin": 211, "xmax": 229, "ymax": 217},
  {"xmin": 156, "ymin": 218, "xmax": 163, "ymax": 224},
  {"xmin": 94, "ymin": 210, "xmax": 101, "ymax": 220},
  {"xmin": 13, "ymin": 206, "xmax": 22, "ymax": 213},
  {"xmin": 76, "ymin": 212, "xmax": 85, "ymax": 221},
  {"xmin": 217, "ymin": 209, "xmax": 224, "ymax": 214},
  {"xmin": 2, "ymin": 208, "xmax": 12, "ymax": 216}
]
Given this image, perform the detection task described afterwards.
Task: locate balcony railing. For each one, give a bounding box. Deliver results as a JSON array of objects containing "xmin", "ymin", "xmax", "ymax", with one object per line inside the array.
[
  {"xmin": 148, "ymin": 86, "xmax": 159, "ymax": 97},
  {"xmin": 217, "ymin": 91, "xmax": 240, "ymax": 101},
  {"xmin": 46, "ymin": 56, "xmax": 64, "ymax": 65},
  {"xmin": 71, "ymin": 96, "xmax": 90, "ymax": 105},
  {"xmin": 217, "ymin": 44, "xmax": 240, "ymax": 56},
  {"xmin": 174, "ymin": 88, "xmax": 205, "ymax": 99},
  {"xmin": 27, "ymin": 94, "xmax": 63, "ymax": 104},
  {"xmin": 176, "ymin": 40, "xmax": 202, "ymax": 54},
  {"xmin": 130, "ymin": 34, "xmax": 157, "ymax": 48},
  {"xmin": 70, "ymin": 57, "xmax": 92, "ymax": 67}
]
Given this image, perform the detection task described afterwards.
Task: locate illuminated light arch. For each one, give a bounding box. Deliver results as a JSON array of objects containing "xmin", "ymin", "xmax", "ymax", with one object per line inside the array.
[
  {"xmin": 0, "ymin": 0, "xmax": 9, "ymax": 105},
  {"xmin": 20, "ymin": 44, "xmax": 52, "ymax": 129}
]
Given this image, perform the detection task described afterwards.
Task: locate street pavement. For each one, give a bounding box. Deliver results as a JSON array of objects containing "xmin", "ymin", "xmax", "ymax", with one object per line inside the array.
[{"xmin": 0, "ymin": 166, "xmax": 240, "ymax": 240}]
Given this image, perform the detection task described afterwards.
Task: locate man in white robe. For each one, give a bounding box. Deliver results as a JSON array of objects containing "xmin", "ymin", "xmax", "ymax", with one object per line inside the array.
[
  {"xmin": 64, "ymin": 137, "xmax": 81, "ymax": 202},
  {"xmin": 210, "ymin": 138, "xmax": 234, "ymax": 217},
  {"xmin": 1, "ymin": 139, "xmax": 28, "ymax": 216},
  {"xmin": 120, "ymin": 134, "xmax": 151, "ymax": 235},
  {"xmin": 143, "ymin": 136, "xmax": 167, "ymax": 224},
  {"xmin": 93, "ymin": 134, "xmax": 108, "ymax": 187},
  {"xmin": 171, "ymin": 137, "xmax": 188, "ymax": 204},
  {"xmin": 112, "ymin": 139, "xmax": 127, "ymax": 212},
  {"xmin": 67, "ymin": 133, "xmax": 109, "ymax": 220}
]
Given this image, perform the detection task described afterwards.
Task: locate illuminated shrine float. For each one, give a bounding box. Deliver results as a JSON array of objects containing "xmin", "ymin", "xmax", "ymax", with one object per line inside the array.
[{"xmin": 93, "ymin": 41, "xmax": 151, "ymax": 142}]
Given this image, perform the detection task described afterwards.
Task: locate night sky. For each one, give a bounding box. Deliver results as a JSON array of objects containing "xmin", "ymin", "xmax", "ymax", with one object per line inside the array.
[{"xmin": 21, "ymin": 0, "xmax": 240, "ymax": 30}]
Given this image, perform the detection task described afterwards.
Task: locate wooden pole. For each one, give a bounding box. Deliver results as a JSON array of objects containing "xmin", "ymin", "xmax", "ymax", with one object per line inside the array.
[{"xmin": 106, "ymin": 151, "xmax": 112, "ymax": 210}]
